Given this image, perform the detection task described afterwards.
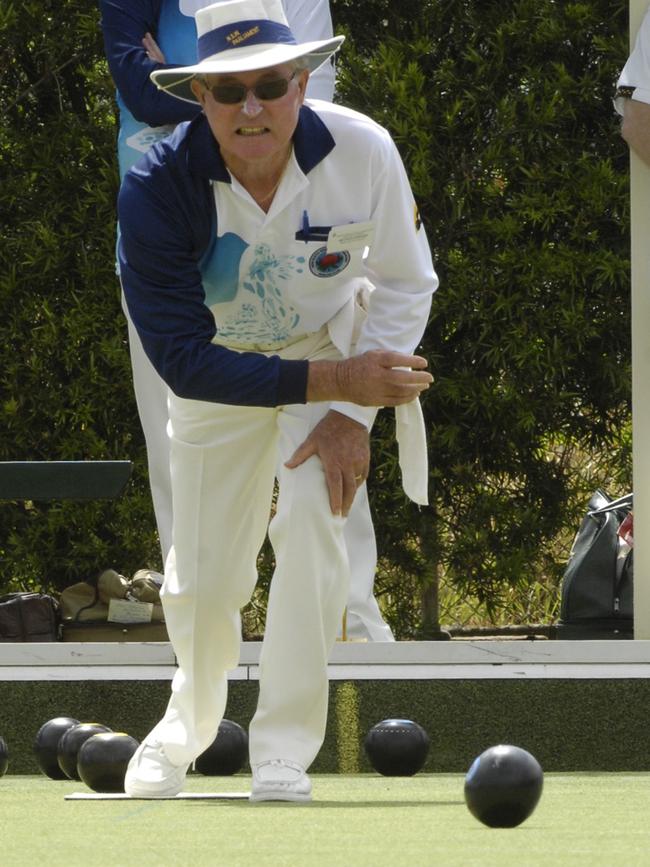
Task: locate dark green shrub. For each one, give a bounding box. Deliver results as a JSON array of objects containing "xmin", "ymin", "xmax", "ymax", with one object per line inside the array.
[
  {"xmin": 0, "ymin": 2, "xmax": 159, "ymax": 590},
  {"xmin": 332, "ymin": 0, "xmax": 632, "ymax": 631},
  {"xmin": 0, "ymin": 1, "xmax": 633, "ymax": 636}
]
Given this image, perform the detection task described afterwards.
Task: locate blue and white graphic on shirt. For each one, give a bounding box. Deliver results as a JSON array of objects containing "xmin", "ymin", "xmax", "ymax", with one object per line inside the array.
[
  {"xmin": 202, "ymin": 174, "xmax": 369, "ymax": 349},
  {"xmin": 117, "ymin": 0, "xmax": 199, "ymax": 179},
  {"xmin": 202, "ymin": 231, "xmax": 306, "ymax": 347}
]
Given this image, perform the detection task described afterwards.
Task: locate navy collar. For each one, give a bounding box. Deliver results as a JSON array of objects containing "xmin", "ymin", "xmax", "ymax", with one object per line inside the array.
[
  {"xmin": 293, "ymin": 105, "xmax": 336, "ymax": 173},
  {"xmin": 186, "ymin": 105, "xmax": 335, "ymax": 181}
]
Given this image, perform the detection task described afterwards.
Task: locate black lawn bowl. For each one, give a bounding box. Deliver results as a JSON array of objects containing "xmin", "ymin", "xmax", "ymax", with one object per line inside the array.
[
  {"xmin": 33, "ymin": 717, "xmax": 81, "ymax": 779},
  {"xmin": 464, "ymin": 744, "xmax": 544, "ymax": 828},
  {"xmin": 77, "ymin": 732, "xmax": 140, "ymax": 793},
  {"xmin": 57, "ymin": 722, "xmax": 112, "ymax": 781},
  {"xmin": 194, "ymin": 719, "xmax": 249, "ymax": 776},
  {"xmin": 0, "ymin": 736, "xmax": 8, "ymax": 776},
  {"xmin": 364, "ymin": 718, "xmax": 430, "ymax": 776}
]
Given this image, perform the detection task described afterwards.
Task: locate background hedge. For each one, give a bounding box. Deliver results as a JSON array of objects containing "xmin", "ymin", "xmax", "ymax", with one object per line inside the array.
[{"xmin": 0, "ymin": 0, "xmax": 632, "ymax": 637}]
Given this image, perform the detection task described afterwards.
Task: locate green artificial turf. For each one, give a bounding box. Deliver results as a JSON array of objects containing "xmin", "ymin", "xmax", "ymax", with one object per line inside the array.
[{"xmin": 3, "ymin": 773, "xmax": 650, "ymax": 867}]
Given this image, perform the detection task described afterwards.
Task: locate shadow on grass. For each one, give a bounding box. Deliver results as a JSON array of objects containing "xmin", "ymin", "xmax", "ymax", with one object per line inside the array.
[{"xmin": 184, "ymin": 799, "xmax": 466, "ymax": 809}]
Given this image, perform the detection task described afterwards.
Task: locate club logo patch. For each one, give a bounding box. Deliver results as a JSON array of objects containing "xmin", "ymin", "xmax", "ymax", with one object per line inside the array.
[{"xmin": 308, "ymin": 247, "xmax": 351, "ymax": 278}]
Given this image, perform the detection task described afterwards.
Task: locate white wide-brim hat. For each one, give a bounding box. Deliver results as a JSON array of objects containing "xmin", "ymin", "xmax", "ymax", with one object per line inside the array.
[{"xmin": 151, "ymin": 0, "xmax": 345, "ymax": 104}]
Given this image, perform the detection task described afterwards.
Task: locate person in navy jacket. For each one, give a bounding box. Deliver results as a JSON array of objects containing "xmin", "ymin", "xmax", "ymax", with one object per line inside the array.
[{"xmin": 101, "ymin": 0, "xmax": 397, "ymax": 642}]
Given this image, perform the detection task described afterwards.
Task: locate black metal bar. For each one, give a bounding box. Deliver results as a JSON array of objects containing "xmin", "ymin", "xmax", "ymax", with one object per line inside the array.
[{"xmin": 0, "ymin": 461, "xmax": 132, "ymax": 501}]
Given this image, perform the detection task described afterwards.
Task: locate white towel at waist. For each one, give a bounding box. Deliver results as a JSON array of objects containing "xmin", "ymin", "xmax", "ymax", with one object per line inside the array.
[{"xmin": 326, "ymin": 285, "xmax": 429, "ymax": 506}]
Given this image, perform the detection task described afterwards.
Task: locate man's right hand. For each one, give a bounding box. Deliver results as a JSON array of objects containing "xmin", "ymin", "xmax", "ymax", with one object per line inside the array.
[
  {"xmin": 307, "ymin": 350, "xmax": 432, "ymax": 407},
  {"xmin": 142, "ymin": 32, "xmax": 166, "ymax": 64}
]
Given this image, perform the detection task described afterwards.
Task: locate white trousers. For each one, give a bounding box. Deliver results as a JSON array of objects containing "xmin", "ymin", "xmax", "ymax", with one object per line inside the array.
[
  {"xmin": 153, "ymin": 389, "xmax": 354, "ymax": 768},
  {"xmin": 125, "ymin": 304, "xmax": 394, "ymax": 641}
]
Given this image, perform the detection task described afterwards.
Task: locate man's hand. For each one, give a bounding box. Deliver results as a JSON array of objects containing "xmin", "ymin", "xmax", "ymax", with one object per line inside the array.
[
  {"xmin": 285, "ymin": 410, "xmax": 370, "ymax": 516},
  {"xmin": 307, "ymin": 350, "xmax": 432, "ymax": 407},
  {"xmin": 142, "ymin": 32, "xmax": 166, "ymax": 64}
]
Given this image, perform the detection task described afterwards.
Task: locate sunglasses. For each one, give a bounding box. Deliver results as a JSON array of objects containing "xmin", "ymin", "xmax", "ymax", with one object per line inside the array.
[{"xmin": 201, "ymin": 71, "xmax": 297, "ymax": 105}]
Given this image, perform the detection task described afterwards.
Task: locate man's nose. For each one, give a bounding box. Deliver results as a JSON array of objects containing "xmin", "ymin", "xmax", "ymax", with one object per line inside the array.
[{"xmin": 242, "ymin": 90, "xmax": 263, "ymax": 118}]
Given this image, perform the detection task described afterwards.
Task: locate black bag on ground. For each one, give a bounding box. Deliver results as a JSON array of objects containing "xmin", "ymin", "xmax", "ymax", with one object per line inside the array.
[
  {"xmin": 0, "ymin": 592, "xmax": 60, "ymax": 641},
  {"xmin": 557, "ymin": 490, "xmax": 633, "ymax": 639}
]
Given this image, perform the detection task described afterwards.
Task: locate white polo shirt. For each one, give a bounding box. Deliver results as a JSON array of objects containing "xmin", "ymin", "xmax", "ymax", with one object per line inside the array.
[
  {"xmin": 616, "ymin": 5, "xmax": 650, "ymax": 114},
  {"xmin": 202, "ymin": 99, "xmax": 436, "ymax": 358}
]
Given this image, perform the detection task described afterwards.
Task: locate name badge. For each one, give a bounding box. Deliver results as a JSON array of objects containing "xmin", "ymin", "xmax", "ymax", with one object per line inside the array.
[
  {"xmin": 327, "ymin": 221, "xmax": 375, "ymax": 253},
  {"xmin": 108, "ymin": 598, "xmax": 154, "ymax": 624}
]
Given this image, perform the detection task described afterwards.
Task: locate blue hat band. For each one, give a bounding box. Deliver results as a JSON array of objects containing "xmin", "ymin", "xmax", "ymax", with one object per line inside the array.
[{"xmin": 198, "ymin": 19, "xmax": 297, "ymax": 61}]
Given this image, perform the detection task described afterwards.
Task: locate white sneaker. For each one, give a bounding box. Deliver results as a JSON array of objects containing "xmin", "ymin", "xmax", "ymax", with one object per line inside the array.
[
  {"xmin": 250, "ymin": 759, "xmax": 312, "ymax": 803},
  {"xmin": 124, "ymin": 739, "xmax": 189, "ymax": 798}
]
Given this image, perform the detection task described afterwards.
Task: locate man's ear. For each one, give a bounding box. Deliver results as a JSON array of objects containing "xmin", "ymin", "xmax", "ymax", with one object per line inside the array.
[
  {"xmin": 190, "ymin": 77, "xmax": 206, "ymax": 105},
  {"xmin": 297, "ymin": 69, "xmax": 310, "ymax": 104}
]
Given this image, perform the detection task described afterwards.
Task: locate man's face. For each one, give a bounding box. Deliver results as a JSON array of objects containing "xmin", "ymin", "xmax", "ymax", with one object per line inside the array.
[{"xmin": 191, "ymin": 64, "xmax": 309, "ymax": 168}]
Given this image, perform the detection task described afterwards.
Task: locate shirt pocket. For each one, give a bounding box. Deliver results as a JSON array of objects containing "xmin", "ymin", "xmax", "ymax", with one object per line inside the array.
[{"xmin": 283, "ymin": 238, "xmax": 367, "ymax": 332}]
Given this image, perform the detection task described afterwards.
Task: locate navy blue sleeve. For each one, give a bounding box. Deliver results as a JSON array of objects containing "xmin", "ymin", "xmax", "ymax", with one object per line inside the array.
[
  {"xmin": 100, "ymin": 0, "xmax": 201, "ymax": 126},
  {"xmin": 117, "ymin": 132, "xmax": 309, "ymax": 408}
]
